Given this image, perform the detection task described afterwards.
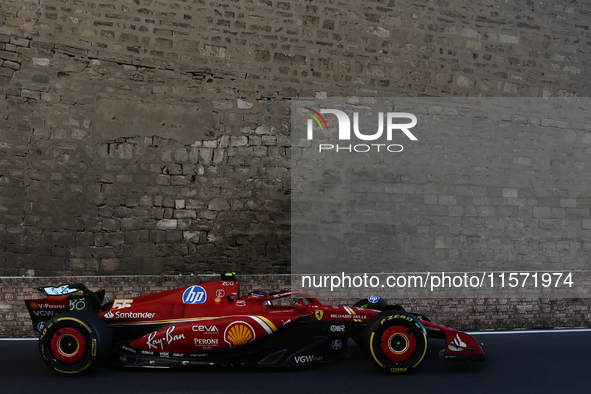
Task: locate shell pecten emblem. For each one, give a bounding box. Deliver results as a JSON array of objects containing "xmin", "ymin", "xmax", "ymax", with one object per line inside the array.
[{"xmin": 224, "ymin": 321, "xmax": 255, "ymax": 347}]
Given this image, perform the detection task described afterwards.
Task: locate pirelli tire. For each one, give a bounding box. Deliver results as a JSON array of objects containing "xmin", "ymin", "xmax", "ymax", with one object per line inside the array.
[
  {"xmin": 352, "ymin": 297, "xmax": 389, "ymax": 346},
  {"xmin": 39, "ymin": 311, "xmax": 112, "ymax": 374},
  {"xmin": 363, "ymin": 310, "xmax": 428, "ymax": 373}
]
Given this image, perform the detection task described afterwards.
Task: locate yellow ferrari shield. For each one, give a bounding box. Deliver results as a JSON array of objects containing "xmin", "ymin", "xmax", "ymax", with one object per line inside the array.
[{"xmin": 315, "ymin": 310, "xmax": 323, "ymax": 320}]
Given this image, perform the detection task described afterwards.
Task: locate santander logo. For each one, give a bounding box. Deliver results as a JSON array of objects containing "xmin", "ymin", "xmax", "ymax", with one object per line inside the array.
[
  {"xmin": 448, "ymin": 334, "xmax": 467, "ymax": 352},
  {"xmin": 104, "ymin": 310, "xmax": 155, "ymax": 320}
]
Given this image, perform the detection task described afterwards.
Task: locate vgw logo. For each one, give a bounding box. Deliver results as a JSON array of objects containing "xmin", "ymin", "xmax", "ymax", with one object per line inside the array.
[{"xmin": 304, "ymin": 107, "xmax": 417, "ymax": 153}]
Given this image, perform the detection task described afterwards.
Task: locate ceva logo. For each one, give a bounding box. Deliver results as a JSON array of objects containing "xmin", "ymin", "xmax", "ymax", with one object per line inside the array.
[
  {"xmin": 304, "ymin": 107, "xmax": 417, "ymax": 153},
  {"xmin": 182, "ymin": 286, "xmax": 207, "ymax": 304}
]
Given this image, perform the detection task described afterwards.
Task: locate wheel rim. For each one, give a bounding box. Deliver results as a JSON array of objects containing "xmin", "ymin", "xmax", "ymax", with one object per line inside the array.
[
  {"xmin": 380, "ymin": 325, "xmax": 417, "ymax": 362},
  {"xmin": 50, "ymin": 327, "xmax": 87, "ymax": 363}
]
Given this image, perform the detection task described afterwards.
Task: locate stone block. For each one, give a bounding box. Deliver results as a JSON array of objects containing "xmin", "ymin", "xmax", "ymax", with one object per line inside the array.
[
  {"xmin": 2, "ymin": 60, "xmax": 19, "ymax": 70},
  {"xmin": 231, "ymin": 136, "xmax": 248, "ymax": 147},
  {"xmin": 533, "ymin": 207, "xmax": 551, "ymax": 219},
  {"xmin": 101, "ymin": 219, "xmax": 120, "ymax": 232},
  {"xmin": 10, "ymin": 37, "xmax": 30, "ymax": 47},
  {"xmin": 208, "ymin": 198, "xmax": 230, "ymax": 211},
  {"xmin": 171, "ymin": 176, "xmax": 189, "ymax": 186},
  {"xmin": 155, "ymin": 175, "xmax": 170, "ymax": 186},
  {"xmin": 173, "ymin": 210, "xmax": 197, "ymax": 219},
  {"xmin": 100, "ymin": 258, "xmax": 119, "ymax": 272},
  {"xmin": 157, "ymin": 219, "xmax": 178, "ymax": 230},
  {"xmin": 0, "ymin": 67, "xmax": 14, "ymax": 78},
  {"xmin": 0, "ymin": 50, "xmax": 18, "ymax": 61}
]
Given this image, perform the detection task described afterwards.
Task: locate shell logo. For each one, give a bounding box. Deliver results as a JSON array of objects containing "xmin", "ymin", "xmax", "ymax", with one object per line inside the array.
[{"xmin": 224, "ymin": 321, "xmax": 255, "ymax": 347}]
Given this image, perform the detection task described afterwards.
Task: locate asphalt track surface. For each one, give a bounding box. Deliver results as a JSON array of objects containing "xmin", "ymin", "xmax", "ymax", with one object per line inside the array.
[{"xmin": 2, "ymin": 330, "xmax": 591, "ymax": 394}]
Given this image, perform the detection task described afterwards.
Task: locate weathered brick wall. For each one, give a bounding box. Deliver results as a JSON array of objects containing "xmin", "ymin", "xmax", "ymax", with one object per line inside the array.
[
  {"xmin": 2, "ymin": 275, "xmax": 590, "ymax": 338},
  {"xmin": 1, "ymin": 1, "xmax": 590, "ymax": 276}
]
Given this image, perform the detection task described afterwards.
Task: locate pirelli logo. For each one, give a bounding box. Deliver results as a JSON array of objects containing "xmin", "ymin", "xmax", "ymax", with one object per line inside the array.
[{"xmin": 381, "ymin": 315, "xmax": 414, "ymax": 325}]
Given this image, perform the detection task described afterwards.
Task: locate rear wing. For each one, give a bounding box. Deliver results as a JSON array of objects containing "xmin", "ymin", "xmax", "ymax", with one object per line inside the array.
[{"xmin": 24, "ymin": 283, "xmax": 105, "ymax": 333}]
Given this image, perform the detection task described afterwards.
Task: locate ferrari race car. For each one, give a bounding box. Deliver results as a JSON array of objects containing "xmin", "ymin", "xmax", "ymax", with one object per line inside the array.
[{"xmin": 24, "ymin": 274, "xmax": 485, "ymax": 374}]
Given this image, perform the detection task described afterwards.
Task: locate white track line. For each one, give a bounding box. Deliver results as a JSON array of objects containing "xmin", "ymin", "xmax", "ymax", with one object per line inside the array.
[{"xmin": 467, "ymin": 328, "xmax": 591, "ymax": 335}]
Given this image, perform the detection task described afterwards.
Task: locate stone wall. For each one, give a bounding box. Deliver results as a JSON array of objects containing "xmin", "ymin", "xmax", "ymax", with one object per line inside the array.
[
  {"xmin": 1, "ymin": 1, "xmax": 591, "ymax": 276},
  {"xmin": 0, "ymin": 1, "xmax": 298, "ymax": 276},
  {"xmin": 2, "ymin": 0, "xmax": 590, "ymax": 276}
]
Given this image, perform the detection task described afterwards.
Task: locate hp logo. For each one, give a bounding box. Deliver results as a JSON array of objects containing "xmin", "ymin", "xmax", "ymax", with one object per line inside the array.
[
  {"xmin": 183, "ymin": 286, "xmax": 207, "ymax": 304},
  {"xmin": 331, "ymin": 340, "xmax": 343, "ymax": 351}
]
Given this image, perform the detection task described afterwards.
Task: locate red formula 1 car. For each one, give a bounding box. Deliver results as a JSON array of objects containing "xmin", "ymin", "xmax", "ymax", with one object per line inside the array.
[{"xmin": 24, "ymin": 274, "xmax": 484, "ymax": 374}]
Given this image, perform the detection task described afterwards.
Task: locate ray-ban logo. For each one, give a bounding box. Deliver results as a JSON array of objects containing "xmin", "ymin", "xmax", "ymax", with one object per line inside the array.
[{"xmin": 304, "ymin": 108, "xmax": 417, "ymax": 153}]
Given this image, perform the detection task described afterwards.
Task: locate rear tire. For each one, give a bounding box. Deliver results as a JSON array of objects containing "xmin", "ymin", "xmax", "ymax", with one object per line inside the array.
[
  {"xmin": 39, "ymin": 311, "xmax": 111, "ymax": 374},
  {"xmin": 363, "ymin": 310, "xmax": 427, "ymax": 373}
]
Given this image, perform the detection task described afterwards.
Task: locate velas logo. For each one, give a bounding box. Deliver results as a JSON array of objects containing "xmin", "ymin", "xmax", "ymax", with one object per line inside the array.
[{"xmin": 303, "ymin": 107, "xmax": 418, "ymax": 153}]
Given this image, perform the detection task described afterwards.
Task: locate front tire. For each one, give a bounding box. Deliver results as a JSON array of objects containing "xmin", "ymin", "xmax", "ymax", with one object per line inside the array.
[
  {"xmin": 39, "ymin": 311, "xmax": 111, "ymax": 374},
  {"xmin": 363, "ymin": 310, "xmax": 427, "ymax": 373}
]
